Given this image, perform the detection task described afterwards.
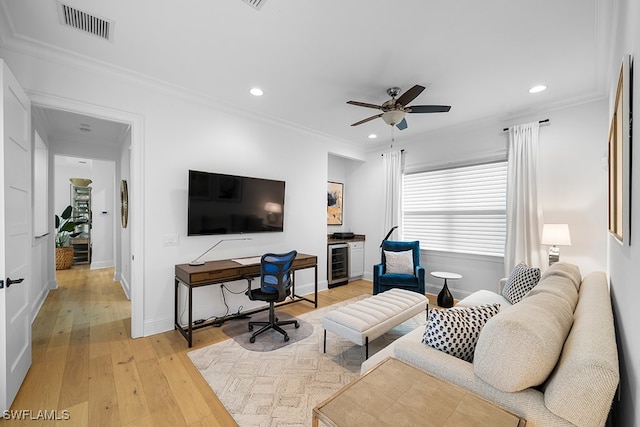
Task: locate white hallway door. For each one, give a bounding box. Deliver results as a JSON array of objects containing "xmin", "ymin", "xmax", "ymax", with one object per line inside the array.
[{"xmin": 0, "ymin": 60, "xmax": 32, "ymax": 411}]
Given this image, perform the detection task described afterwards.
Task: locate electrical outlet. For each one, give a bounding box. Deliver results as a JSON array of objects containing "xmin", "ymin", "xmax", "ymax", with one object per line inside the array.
[{"xmin": 163, "ymin": 235, "xmax": 179, "ymax": 246}]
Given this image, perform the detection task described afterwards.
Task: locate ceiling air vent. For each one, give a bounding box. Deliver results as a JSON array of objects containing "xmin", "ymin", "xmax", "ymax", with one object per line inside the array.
[
  {"xmin": 57, "ymin": 2, "xmax": 114, "ymax": 41},
  {"xmin": 242, "ymin": 0, "xmax": 267, "ymax": 10}
]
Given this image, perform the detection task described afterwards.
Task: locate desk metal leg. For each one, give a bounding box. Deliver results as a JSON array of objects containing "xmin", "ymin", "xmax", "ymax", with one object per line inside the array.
[
  {"xmin": 188, "ymin": 285, "xmax": 193, "ymax": 347},
  {"xmin": 175, "ymin": 279, "xmax": 194, "ymax": 347},
  {"xmin": 290, "ymin": 265, "xmax": 318, "ymax": 307}
]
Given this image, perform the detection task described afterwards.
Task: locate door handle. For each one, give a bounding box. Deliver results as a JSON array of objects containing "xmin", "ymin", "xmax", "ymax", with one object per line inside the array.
[{"xmin": 5, "ymin": 277, "xmax": 24, "ymax": 288}]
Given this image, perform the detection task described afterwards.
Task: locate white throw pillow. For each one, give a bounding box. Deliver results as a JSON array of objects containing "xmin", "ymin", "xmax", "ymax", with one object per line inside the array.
[
  {"xmin": 502, "ymin": 262, "xmax": 540, "ymax": 304},
  {"xmin": 421, "ymin": 304, "xmax": 500, "ymax": 362},
  {"xmin": 384, "ymin": 250, "xmax": 414, "ymax": 274}
]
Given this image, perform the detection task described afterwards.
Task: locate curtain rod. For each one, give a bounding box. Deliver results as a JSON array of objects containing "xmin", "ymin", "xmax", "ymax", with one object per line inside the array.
[
  {"xmin": 381, "ymin": 149, "xmax": 405, "ymax": 157},
  {"xmin": 502, "ymin": 119, "xmax": 549, "ymax": 132}
]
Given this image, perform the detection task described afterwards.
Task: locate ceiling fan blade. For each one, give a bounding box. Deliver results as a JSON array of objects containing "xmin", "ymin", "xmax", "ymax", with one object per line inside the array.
[
  {"xmin": 407, "ymin": 105, "xmax": 451, "ymax": 113},
  {"xmin": 396, "ymin": 118, "xmax": 408, "ymax": 130},
  {"xmin": 347, "ymin": 101, "xmax": 383, "ymax": 110},
  {"xmin": 351, "ymin": 113, "xmax": 383, "ymax": 126},
  {"xmin": 396, "ymin": 85, "xmax": 425, "ymax": 107}
]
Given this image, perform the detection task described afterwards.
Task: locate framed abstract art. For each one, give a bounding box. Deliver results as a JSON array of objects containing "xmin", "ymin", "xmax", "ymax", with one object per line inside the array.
[
  {"xmin": 327, "ymin": 181, "xmax": 343, "ymax": 225},
  {"xmin": 608, "ymin": 54, "xmax": 632, "ymax": 244}
]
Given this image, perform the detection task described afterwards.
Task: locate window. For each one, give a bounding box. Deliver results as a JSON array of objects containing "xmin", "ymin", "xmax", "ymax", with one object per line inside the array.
[{"xmin": 402, "ymin": 161, "xmax": 507, "ymax": 257}]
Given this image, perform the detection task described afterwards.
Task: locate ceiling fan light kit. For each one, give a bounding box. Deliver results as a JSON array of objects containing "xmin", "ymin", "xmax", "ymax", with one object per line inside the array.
[
  {"xmin": 382, "ymin": 110, "xmax": 405, "ymax": 126},
  {"xmin": 347, "ymin": 84, "xmax": 451, "ymax": 130}
]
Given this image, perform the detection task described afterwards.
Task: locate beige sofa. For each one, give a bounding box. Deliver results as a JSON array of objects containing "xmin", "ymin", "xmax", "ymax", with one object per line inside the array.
[{"xmin": 361, "ymin": 263, "xmax": 619, "ymax": 427}]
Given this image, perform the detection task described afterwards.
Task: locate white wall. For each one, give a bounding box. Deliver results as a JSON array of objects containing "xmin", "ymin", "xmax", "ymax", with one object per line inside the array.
[
  {"xmin": 117, "ymin": 129, "xmax": 131, "ymax": 298},
  {"xmin": 349, "ymin": 98, "xmax": 608, "ymax": 300},
  {"xmin": 1, "ymin": 47, "xmax": 366, "ymax": 336},
  {"xmin": 30, "ymin": 111, "xmax": 54, "ymax": 320},
  {"xmin": 328, "ymin": 153, "xmax": 366, "ymax": 236},
  {"xmin": 89, "ymin": 160, "xmax": 115, "ymax": 269},
  {"xmin": 327, "ymin": 154, "xmax": 348, "ymax": 234},
  {"xmin": 606, "ymin": 0, "xmax": 640, "ymax": 424}
]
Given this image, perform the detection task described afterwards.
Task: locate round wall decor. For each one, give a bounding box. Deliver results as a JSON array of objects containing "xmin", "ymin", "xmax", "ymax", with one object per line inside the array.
[{"xmin": 120, "ymin": 179, "xmax": 129, "ymax": 228}]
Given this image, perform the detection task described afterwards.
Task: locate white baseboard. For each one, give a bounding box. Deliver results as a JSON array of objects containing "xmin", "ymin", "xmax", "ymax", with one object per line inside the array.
[
  {"xmin": 119, "ymin": 276, "xmax": 131, "ymax": 300},
  {"xmin": 90, "ymin": 260, "xmax": 114, "ymax": 270}
]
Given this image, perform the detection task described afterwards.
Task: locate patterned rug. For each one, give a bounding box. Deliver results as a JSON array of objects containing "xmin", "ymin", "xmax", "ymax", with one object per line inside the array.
[{"xmin": 188, "ymin": 296, "xmax": 427, "ymax": 427}]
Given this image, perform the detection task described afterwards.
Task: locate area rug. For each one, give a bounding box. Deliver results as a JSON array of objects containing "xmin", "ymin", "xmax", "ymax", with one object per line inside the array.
[{"xmin": 188, "ymin": 296, "xmax": 427, "ymax": 427}]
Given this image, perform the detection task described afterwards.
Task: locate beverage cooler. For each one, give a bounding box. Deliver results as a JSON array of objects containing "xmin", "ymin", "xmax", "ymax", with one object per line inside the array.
[{"xmin": 328, "ymin": 243, "xmax": 349, "ymax": 288}]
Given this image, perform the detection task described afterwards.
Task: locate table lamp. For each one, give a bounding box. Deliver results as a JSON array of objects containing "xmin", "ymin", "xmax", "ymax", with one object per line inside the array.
[{"xmin": 541, "ymin": 224, "xmax": 571, "ymax": 265}]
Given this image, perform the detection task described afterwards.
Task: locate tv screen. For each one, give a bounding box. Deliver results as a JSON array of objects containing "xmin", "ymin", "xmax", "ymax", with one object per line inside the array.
[{"xmin": 188, "ymin": 170, "xmax": 285, "ymax": 235}]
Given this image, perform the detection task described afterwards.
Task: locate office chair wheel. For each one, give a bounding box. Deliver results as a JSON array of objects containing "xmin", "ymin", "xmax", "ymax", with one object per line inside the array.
[
  {"xmin": 248, "ymin": 324, "xmax": 254, "ymax": 331},
  {"xmin": 294, "ymin": 321, "xmax": 300, "ymax": 328},
  {"xmin": 250, "ymin": 336, "xmax": 256, "ymax": 343},
  {"xmin": 284, "ymin": 334, "xmax": 289, "ymax": 342}
]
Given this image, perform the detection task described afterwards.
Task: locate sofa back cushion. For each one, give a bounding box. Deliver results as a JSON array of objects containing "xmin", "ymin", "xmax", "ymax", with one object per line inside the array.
[
  {"xmin": 539, "ymin": 262, "xmax": 582, "ymax": 291},
  {"xmin": 473, "ymin": 271, "xmax": 579, "ymax": 392},
  {"xmin": 543, "ymin": 272, "xmax": 619, "ymax": 427}
]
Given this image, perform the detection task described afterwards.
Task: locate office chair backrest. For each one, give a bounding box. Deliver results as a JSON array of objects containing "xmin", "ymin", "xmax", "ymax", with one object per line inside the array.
[{"xmin": 260, "ymin": 250, "xmax": 297, "ymax": 300}]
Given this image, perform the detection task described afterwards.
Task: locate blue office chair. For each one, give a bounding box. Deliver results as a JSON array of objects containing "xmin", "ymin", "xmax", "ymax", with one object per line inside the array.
[
  {"xmin": 245, "ymin": 250, "xmax": 299, "ymax": 342},
  {"xmin": 373, "ymin": 240, "xmax": 425, "ymax": 295}
]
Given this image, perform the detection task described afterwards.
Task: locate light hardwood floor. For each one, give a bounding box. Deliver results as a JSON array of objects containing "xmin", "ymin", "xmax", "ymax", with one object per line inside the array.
[{"xmin": 10, "ymin": 267, "xmax": 436, "ymax": 426}]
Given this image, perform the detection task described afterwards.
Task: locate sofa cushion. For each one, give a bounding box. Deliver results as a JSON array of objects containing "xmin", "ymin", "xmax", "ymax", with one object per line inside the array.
[
  {"xmin": 473, "ymin": 290, "xmax": 575, "ymax": 392},
  {"xmin": 455, "ymin": 290, "xmax": 512, "ymax": 310},
  {"xmin": 526, "ymin": 275, "xmax": 578, "ymax": 310},
  {"xmin": 539, "ymin": 262, "xmax": 582, "ymax": 291},
  {"xmin": 502, "ymin": 262, "xmax": 540, "ymax": 304},
  {"xmin": 543, "ymin": 272, "xmax": 619, "ymax": 427},
  {"xmin": 422, "ymin": 304, "xmax": 500, "ymax": 362},
  {"xmin": 384, "ymin": 249, "xmax": 413, "ymax": 274}
]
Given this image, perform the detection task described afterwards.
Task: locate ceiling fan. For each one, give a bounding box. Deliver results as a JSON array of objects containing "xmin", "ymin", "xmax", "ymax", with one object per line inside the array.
[{"xmin": 347, "ymin": 85, "xmax": 451, "ymax": 130}]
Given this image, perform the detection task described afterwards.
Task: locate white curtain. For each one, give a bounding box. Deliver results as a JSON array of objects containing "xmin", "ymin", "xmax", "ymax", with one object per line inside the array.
[
  {"xmin": 505, "ymin": 122, "xmax": 543, "ymax": 275},
  {"xmin": 382, "ymin": 150, "xmax": 404, "ymax": 240}
]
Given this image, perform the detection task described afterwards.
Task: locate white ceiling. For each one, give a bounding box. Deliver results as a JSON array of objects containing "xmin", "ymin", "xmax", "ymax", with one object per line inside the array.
[
  {"xmin": 0, "ymin": 0, "xmax": 612, "ymax": 147},
  {"xmin": 33, "ymin": 106, "xmax": 130, "ymax": 147}
]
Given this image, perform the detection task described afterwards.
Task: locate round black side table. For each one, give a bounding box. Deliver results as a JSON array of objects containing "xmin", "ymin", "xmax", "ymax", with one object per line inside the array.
[{"xmin": 430, "ymin": 271, "xmax": 462, "ymax": 308}]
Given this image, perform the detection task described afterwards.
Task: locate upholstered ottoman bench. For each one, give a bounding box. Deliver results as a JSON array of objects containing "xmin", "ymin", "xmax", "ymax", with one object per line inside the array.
[{"xmin": 322, "ymin": 288, "xmax": 428, "ymax": 359}]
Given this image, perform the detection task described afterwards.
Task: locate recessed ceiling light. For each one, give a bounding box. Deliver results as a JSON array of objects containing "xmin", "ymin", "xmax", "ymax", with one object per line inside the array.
[
  {"xmin": 250, "ymin": 88, "xmax": 264, "ymax": 96},
  {"xmin": 529, "ymin": 85, "xmax": 547, "ymax": 94},
  {"xmin": 368, "ymin": 134, "xmax": 377, "ymax": 139}
]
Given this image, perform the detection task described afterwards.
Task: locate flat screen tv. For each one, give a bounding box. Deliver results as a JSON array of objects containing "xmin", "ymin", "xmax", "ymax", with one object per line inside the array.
[{"xmin": 188, "ymin": 170, "xmax": 285, "ymax": 235}]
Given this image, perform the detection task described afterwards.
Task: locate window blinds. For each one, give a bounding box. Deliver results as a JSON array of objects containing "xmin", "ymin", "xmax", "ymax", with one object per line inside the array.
[{"xmin": 402, "ymin": 161, "xmax": 507, "ymax": 257}]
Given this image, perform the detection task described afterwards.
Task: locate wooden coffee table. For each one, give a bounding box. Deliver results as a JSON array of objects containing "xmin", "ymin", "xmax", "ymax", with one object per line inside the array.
[{"xmin": 313, "ymin": 357, "xmax": 526, "ymax": 427}]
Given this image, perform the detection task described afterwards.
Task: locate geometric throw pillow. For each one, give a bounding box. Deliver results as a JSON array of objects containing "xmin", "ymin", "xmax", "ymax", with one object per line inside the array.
[
  {"xmin": 502, "ymin": 262, "xmax": 541, "ymax": 304},
  {"xmin": 384, "ymin": 249, "xmax": 414, "ymax": 275},
  {"xmin": 421, "ymin": 304, "xmax": 500, "ymax": 362}
]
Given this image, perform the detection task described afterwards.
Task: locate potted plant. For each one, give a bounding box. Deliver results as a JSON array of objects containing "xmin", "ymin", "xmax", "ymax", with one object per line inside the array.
[{"xmin": 55, "ymin": 205, "xmax": 79, "ymax": 270}]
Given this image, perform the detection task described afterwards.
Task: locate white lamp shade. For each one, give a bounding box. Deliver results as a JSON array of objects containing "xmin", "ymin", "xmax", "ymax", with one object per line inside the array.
[
  {"xmin": 541, "ymin": 224, "xmax": 572, "ymax": 246},
  {"xmin": 381, "ymin": 110, "xmax": 405, "ymax": 126}
]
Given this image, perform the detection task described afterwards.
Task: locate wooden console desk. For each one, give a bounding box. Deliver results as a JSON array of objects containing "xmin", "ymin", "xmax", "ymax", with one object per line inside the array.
[{"xmin": 175, "ymin": 253, "xmax": 318, "ymax": 347}]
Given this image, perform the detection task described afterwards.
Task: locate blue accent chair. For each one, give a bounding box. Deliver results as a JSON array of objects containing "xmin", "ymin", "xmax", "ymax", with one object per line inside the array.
[
  {"xmin": 246, "ymin": 250, "xmax": 300, "ymax": 342},
  {"xmin": 373, "ymin": 240, "xmax": 425, "ymax": 295}
]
